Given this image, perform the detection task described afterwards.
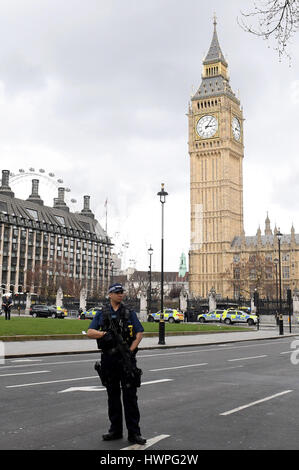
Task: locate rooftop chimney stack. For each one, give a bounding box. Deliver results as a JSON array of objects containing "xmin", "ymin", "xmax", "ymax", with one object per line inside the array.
[
  {"xmin": 27, "ymin": 179, "xmax": 44, "ymax": 205},
  {"xmin": 53, "ymin": 187, "xmax": 69, "ymax": 212},
  {"xmin": 0, "ymin": 170, "xmax": 15, "ymax": 197},
  {"xmin": 81, "ymin": 195, "xmax": 94, "ymax": 218}
]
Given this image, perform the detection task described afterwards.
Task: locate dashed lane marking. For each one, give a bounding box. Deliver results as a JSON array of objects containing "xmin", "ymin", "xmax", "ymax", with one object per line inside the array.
[
  {"xmin": 220, "ymin": 390, "xmax": 293, "ymax": 416},
  {"xmin": 150, "ymin": 363, "xmax": 208, "ymax": 372},
  {"xmin": 0, "ymin": 370, "xmax": 50, "ymax": 377}
]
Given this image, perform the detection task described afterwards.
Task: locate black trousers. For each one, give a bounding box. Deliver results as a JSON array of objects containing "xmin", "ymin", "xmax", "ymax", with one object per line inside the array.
[
  {"xmin": 4, "ymin": 307, "xmax": 11, "ymax": 320},
  {"xmin": 101, "ymin": 352, "xmax": 141, "ymax": 436}
]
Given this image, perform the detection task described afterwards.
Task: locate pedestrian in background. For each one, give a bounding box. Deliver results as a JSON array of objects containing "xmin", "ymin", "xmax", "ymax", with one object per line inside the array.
[{"xmin": 3, "ymin": 294, "xmax": 13, "ymax": 320}]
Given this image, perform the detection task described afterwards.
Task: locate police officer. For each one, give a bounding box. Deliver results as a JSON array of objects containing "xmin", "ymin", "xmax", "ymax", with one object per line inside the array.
[
  {"xmin": 87, "ymin": 283, "xmax": 146, "ymax": 445},
  {"xmin": 2, "ymin": 294, "xmax": 13, "ymax": 320}
]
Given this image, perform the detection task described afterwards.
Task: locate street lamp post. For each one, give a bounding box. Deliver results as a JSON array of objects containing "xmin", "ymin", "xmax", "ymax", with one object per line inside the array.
[
  {"xmin": 157, "ymin": 183, "xmax": 168, "ymax": 345},
  {"xmin": 147, "ymin": 245, "xmax": 153, "ymax": 318},
  {"xmin": 276, "ymin": 229, "xmax": 283, "ymax": 335},
  {"xmin": 274, "ymin": 257, "xmax": 279, "ymax": 325},
  {"xmin": 111, "ymin": 260, "xmax": 115, "ymax": 285}
]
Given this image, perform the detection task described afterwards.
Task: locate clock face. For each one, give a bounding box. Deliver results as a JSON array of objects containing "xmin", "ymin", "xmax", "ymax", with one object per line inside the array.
[
  {"xmin": 196, "ymin": 115, "xmax": 218, "ymax": 139},
  {"xmin": 232, "ymin": 116, "xmax": 241, "ymax": 141}
]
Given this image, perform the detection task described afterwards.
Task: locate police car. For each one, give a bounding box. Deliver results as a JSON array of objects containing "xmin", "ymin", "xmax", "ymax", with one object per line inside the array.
[
  {"xmin": 148, "ymin": 308, "xmax": 184, "ymax": 323},
  {"xmin": 79, "ymin": 306, "xmax": 102, "ymax": 320},
  {"xmin": 197, "ymin": 309, "xmax": 224, "ymax": 323},
  {"xmin": 221, "ymin": 309, "xmax": 257, "ymax": 326}
]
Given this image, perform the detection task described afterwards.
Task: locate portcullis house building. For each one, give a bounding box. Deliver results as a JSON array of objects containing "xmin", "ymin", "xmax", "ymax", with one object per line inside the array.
[{"xmin": 0, "ymin": 170, "xmax": 112, "ymax": 298}]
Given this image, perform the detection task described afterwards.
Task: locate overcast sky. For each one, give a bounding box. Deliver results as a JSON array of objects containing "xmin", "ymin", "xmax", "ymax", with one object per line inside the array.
[{"xmin": 0, "ymin": 0, "xmax": 298, "ymax": 273}]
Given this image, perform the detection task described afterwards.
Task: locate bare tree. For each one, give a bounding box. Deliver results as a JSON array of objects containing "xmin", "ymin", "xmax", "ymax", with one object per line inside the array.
[
  {"xmin": 225, "ymin": 254, "xmax": 276, "ymax": 299},
  {"xmin": 26, "ymin": 260, "xmax": 83, "ymax": 299},
  {"xmin": 238, "ymin": 0, "xmax": 299, "ymax": 60}
]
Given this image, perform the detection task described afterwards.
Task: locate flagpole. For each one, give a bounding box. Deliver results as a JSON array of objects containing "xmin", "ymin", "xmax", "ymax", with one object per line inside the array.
[{"xmin": 105, "ymin": 199, "xmax": 108, "ymax": 233}]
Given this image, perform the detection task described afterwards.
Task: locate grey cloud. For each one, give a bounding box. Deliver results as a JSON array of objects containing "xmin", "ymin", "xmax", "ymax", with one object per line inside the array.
[{"xmin": 0, "ymin": 0, "xmax": 298, "ymax": 270}]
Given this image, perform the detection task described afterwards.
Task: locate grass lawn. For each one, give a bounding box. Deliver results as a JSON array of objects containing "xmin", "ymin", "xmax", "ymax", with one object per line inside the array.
[{"xmin": 0, "ymin": 316, "xmax": 250, "ymax": 337}]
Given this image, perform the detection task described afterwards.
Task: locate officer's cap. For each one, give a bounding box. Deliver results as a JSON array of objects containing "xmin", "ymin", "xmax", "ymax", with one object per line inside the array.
[{"xmin": 108, "ymin": 283, "xmax": 125, "ymax": 294}]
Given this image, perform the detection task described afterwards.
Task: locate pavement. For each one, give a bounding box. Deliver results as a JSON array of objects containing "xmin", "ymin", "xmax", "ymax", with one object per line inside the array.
[{"xmin": 3, "ymin": 327, "xmax": 299, "ymax": 358}]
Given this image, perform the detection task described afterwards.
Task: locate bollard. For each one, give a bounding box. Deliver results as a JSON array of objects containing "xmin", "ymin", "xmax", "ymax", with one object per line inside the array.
[{"xmin": 279, "ymin": 314, "xmax": 284, "ymax": 335}]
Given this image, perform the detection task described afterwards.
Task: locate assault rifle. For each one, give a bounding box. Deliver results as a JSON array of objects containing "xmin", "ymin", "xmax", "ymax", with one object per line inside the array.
[{"xmin": 94, "ymin": 321, "xmax": 142, "ymax": 389}]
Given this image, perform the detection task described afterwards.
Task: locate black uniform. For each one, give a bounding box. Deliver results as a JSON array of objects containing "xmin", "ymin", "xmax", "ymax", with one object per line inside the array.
[
  {"xmin": 89, "ymin": 302, "xmax": 144, "ymax": 438},
  {"xmin": 2, "ymin": 296, "xmax": 12, "ymax": 320}
]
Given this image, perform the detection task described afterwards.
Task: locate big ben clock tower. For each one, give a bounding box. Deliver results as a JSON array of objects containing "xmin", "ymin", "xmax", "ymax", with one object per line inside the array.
[{"xmin": 188, "ymin": 17, "xmax": 244, "ymax": 298}]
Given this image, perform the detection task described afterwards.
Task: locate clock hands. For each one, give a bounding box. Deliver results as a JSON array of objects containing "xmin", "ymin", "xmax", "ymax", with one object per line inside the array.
[{"xmin": 205, "ymin": 117, "xmax": 214, "ymax": 129}]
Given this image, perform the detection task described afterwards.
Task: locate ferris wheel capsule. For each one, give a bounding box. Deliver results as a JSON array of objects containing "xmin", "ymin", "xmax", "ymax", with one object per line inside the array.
[{"xmin": 9, "ymin": 169, "xmax": 76, "ymax": 209}]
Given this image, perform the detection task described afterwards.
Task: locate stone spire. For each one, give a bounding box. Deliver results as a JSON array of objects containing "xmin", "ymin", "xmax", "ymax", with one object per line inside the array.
[
  {"xmin": 291, "ymin": 223, "xmax": 295, "ymax": 243},
  {"xmin": 265, "ymin": 212, "xmax": 272, "ymax": 236},
  {"xmin": 203, "ymin": 15, "xmax": 227, "ymax": 66},
  {"xmin": 192, "ymin": 16, "xmax": 238, "ymax": 103}
]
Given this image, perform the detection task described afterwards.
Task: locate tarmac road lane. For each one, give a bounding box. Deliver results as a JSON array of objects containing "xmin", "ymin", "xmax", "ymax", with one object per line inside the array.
[{"xmin": 1, "ymin": 338, "xmax": 299, "ymax": 450}]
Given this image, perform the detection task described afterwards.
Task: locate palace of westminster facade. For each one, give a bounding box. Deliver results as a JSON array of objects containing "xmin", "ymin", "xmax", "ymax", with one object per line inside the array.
[{"xmin": 188, "ymin": 19, "xmax": 298, "ymax": 300}]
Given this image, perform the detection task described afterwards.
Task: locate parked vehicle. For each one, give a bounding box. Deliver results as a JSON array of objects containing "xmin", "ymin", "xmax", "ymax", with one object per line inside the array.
[
  {"xmin": 221, "ymin": 309, "xmax": 257, "ymax": 326},
  {"xmin": 197, "ymin": 309, "xmax": 224, "ymax": 323},
  {"xmin": 79, "ymin": 306, "xmax": 103, "ymax": 320},
  {"xmin": 148, "ymin": 308, "xmax": 184, "ymax": 323},
  {"xmin": 29, "ymin": 304, "xmax": 67, "ymax": 319}
]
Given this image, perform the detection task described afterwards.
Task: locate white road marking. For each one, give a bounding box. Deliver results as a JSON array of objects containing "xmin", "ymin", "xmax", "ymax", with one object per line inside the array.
[
  {"xmin": 141, "ymin": 379, "xmax": 173, "ymax": 385},
  {"xmin": 2, "ymin": 341, "xmax": 291, "ymax": 370},
  {"xmin": 58, "ymin": 379, "xmax": 173, "ymax": 393},
  {"xmin": 203, "ymin": 365, "xmax": 244, "ymax": 373},
  {"xmin": 59, "ymin": 385, "xmax": 105, "ymax": 393},
  {"xmin": 220, "ymin": 390, "xmax": 293, "ymax": 416},
  {"xmin": 121, "ymin": 434, "xmax": 170, "ymax": 450},
  {"xmin": 6, "ymin": 375, "xmax": 98, "ymax": 388},
  {"xmin": 10, "ymin": 359, "xmax": 42, "ymax": 362},
  {"xmin": 0, "ymin": 370, "xmax": 50, "ymax": 377},
  {"xmin": 150, "ymin": 363, "xmax": 208, "ymax": 372},
  {"xmin": 227, "ymin": 355, "xmax": 268, "ymax": 362},
  {"xmin": 6, "ymin": 376, "xmax": 173, "ymax": 390},
  {"xmin": 1, "ymin": 358, "xmax": 96, "ymax": 369}
]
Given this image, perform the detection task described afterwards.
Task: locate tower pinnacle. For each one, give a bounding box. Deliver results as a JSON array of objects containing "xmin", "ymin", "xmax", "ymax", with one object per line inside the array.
[
  {"xmin": 203, "ymin": 16, "xmax": 227, "ymax": 66},
  {"xmin": 213, "ymin": 12, "xmax": 217, "ymax": 30}
]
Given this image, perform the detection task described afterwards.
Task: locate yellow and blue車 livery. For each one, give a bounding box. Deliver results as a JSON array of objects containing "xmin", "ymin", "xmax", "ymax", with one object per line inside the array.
[
  {"xmin": 221, "ymin": 309, "xmax": 257, "ymax": 326},
  {"xmin": 148, "ymin": 308, "xmax": 184, "ymax": 323},
  {"xmin": 197, "ymin": 310, "xmax": 223, "ymax": 323}
]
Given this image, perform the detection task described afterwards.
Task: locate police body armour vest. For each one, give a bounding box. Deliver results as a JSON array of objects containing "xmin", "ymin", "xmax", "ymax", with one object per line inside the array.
[{"xmin": 97, "ymin": 303, "xmax": 135, "ymax": 351}]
